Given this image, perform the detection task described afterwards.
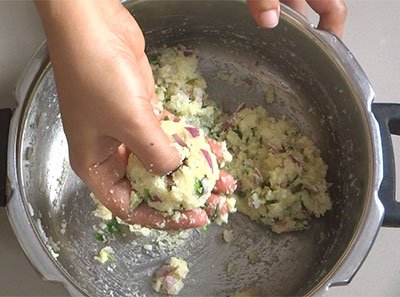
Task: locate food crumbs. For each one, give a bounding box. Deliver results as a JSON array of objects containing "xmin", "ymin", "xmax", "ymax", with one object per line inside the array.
[
  {"xmin": 223, "ymin": 229, "xmax": 234, "ymax": 243},
  {"xmin": 94, "ymin": 246, "xmax": 115, "ymax": 264},
  {"xmin": 152, "ymin": 257, "xmax": 189, "ymax": 295},
  {"xmin": 248, "ymin": 250, "xmax": 261, "ymax": 264},
  {"xmin": 226, "ymin": 262, "xmax": 237, "ymax": 275},
  {"xmin": 143, "ymin": 244, "xmax": 153, "ymax": 251}
]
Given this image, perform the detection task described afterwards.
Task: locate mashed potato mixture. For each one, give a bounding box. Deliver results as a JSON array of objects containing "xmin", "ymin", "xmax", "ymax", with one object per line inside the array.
[
  {"xmin": 152, "ymin": 257, "xmax": 189, "ymax": 295},
  {"xmin": 217, "ymin": 107, "xmax": 331, "ymax": 233},
  {"xmin": 143, "ymin": 45, "xmax": 332, "ymax": 233},
  {"xmin": 152, "ymin": 46, "xmax": 221, "ymax": 134},
  {"xmin": 126, "ymin": 120, "xmax": 220, "ymax": 213}
]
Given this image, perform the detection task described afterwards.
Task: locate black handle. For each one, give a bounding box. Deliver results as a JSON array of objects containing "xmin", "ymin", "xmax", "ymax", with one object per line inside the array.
[
  {"xmin": 372, "ymin": 103, "xmax": 400, "ymax": 227},
  {"xmin": 0, "ymin": 109, "xmax": 11, "ymax": 207}
]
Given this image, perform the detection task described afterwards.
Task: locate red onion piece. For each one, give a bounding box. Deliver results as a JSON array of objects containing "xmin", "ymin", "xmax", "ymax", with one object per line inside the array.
[
  {"xmin": 227, "ymin": 113, "xmax": 239, "ymax": 126},
  {"xmin": 184, "ymin": 126, "xmax": 200, "ymax": 138},
  {"xmin": 248, "ymin": 197, "xmax": 256, "ymax": 209},
  {"xmin": 217, "ymin": 104, "xmax": 246, "ymax": 133},
  {"xmin": 290, "ymin": 154, "xmax": 305, "ymax": 168},
  {"xmin": 151, "ymin": 195, "xmax": 161, "ymax": 202},
  {"xmin": 235, "ymin": 102, "xmax": 246, "ymax": 113},
  {"xmin": 236, "ymin": 181, "xmax": 243, "ymax": 193},
  {"xmin": 155, "ymin": 265, "xmax": 177, "ymax": 277},
  {"xmin": 264, "ymin": 142, "xmax": 280, "ymax": 154},
  {"xmin": 201, "ymin": 149, "xmax": 213, "ymax": 172},
  {"xmin": 303, "ymin": 182, "xmax": 318, "ymax": 193},
  {"xmin": 253, "ymin": 168, "xmax": 263, "ymax": 185},
  {"xmin": 184, "ymin": 50, "xmax": 194, "ymax": 57},
  {"xmin": 277, "ymin": 219, "xmax": 287, "ymax": 227},
  {"xmin": 163, "ymin": 275, "xmax": 177, "ymax": 294},
  {"xmin": 219, "ymin": 121, "xmax": 231, "ymax": 131},
  {"xmin": 172, "ymin": 133, "xmax": 187, "ymax": 147},
  {"xmin": 243, "ymin": 78, "xmax": 253, "ymax": 86}
]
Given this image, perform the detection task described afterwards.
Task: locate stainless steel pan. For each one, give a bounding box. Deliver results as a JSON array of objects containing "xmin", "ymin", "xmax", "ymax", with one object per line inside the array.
[{"xmin": 2, "ymin": 0, "xmax": 400, "ymax": 296}]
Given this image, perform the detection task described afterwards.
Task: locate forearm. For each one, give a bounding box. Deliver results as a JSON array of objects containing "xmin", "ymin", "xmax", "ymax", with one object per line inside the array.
[
  {"xmin": 34, "ymin": 0, "xmax": 122, "ymax": 54},
  {"xmin": 34, "ymin": 0, "xmax": 121, "ymax": 30}
]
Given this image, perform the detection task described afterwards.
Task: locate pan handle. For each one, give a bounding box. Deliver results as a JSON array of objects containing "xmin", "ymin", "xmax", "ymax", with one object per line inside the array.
[
  {"xmin": 372, "ymin": 103, "xmax": 400, "ymax": 227},
  {"xmin": 0, "ymin": 109, "xmax": 12, "ymax": 207}
]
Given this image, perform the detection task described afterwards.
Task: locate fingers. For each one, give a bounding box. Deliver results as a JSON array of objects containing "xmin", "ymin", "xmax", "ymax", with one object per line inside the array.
[
  {"xmin": 85, "ymin": 143, "xmax": 133, "ymax": 220},
  {"xmin": 247, "ymin": 0, "xmax": 280, "ymax": 29},
  {"xmin": 214, "ymin": 170, "xmax": 237, "ymax": 195},
  {"xmin": 306, "ymin": 0, "xmax": 347, "ymax": 37},
  {"xmin": 206, "ymin": 137, "xmax": 237, "ymax": 194},
  {"xmin": 247, "ymin": 0, "xmax": 346, "ymax": 37},
  {"xmin": 116, "ymin": 96, "xmax": 181, "ymax": 175},
  {"xmin": 205, "ymin": 194, "xmax": 229, "ymax": 218},
  {"xmin": 126, "ymin": 168, "xmax": 235, "ymax": 228},
  {"xmin": 84, "ymin": 144, "xmax": 207, "ymax": 230},
  {"xmin": 280, "ymin": 0, "xmax": 306, "ymax": 16},
  {"xmin": 157, "ymin": 109, "xmax": 180, "ymax": 122},
  {"xmin": 138, "ymin": 54, "xmax": 160, "ymax": 108},
  {"xmin": 206, "ymin": 136, "xmax": 224, "ymax": 162},
  {"xmin": 126, "ymin": 204, "xmax": 209, "ymax": 230}
]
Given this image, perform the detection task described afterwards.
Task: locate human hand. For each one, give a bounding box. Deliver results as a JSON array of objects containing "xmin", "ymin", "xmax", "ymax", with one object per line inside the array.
[
  {"xmin": 247, "ymin": 0, "xmax": 347, "ymax": 37},
  {"xmin": 34, "ymin": 0, "xmax": 206, "ymax": 229},
  {"xmin": 36, "ymin": 0, "xmax": 237, "ymax": 230}
]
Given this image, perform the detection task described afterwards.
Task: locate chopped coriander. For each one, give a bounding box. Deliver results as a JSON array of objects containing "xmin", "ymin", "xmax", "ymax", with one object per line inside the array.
[
  {"xmin": 233, "ymin": 129, "xmax": 243, "ymax": 140},
  {"xmin": 147, "ymin": 52, "xmax": 161, "ymax": 64},
  {"xmin": 163, "ymin": 116, "xmax": 170, "ymax": 121},
  {"xmin": 143, "ymin": 188, "xmax": 151, "ymax": 202},
  {"xmin": 194, "ymin": 178, "xmax": 204, "ymax": 195},
  {"xmin": 208, "ymin": 130, "xmax": 219, "ymax": 140},
  {"xmin": 95, "ymin": 231, "xmax": 104, "ymax": 242},
  {"xmin": 107, "ymin": 217, "xmax": 121, "ymax": 235},
  {"xmin": 287, "ymin": 145, "xmax": 295, "ymax": 150},
  {"xmin": 260, "ymin": 181, "xmax": 271, "ymax": 188},
  {"xmin": 203, "ymin": 224, "xmax": 210, "ymax": 232},
  {"xmin": 294, "ymin": 217, "xmax": 309, "ymax": 225},
  {"xmin": 266, "ymin": 199, "xmax": 278, "ymax": 204},
  {"xmin": 292, "ymin": 183, "xmax": 304, "ymax": 193},
  {"xmin": 131, "ymin": 199, "xmax": 141, "ymax": 209},
  {"xmin": 273, "ymin": 217, "xmax": 279, "ymax": 223},
  {"xmin": 290, "ymin": 174, "xmax": 299, "ymax": 183},
  {"xmin": 106, "ymin": 252, "xmax": 115, "ymax": 262},
  {"xmin": 211, "ymin": 204, "xmax": 221, "ymax": 221},
  {"xmin": 260, "ymin": 214, "xmax": 266, "ymax": 219}
]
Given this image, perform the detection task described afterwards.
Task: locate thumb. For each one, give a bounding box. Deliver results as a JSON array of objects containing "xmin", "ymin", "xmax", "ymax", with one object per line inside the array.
[
  {"xmin": 116, "ymin": 96, "xmax": 181, "ymax": 175},
  {"xmin": 247, "ymin": 0, "xmax": 280, "ymax": 29},
  {"xmin": 306, "ymin": 0, "xmax": 347, "ymax": 38}
]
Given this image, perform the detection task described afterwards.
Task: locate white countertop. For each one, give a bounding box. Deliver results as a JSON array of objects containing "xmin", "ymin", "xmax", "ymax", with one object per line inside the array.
[{"xmin": 1, "ymin": 1, "xmax": 400, "ymax": 296}]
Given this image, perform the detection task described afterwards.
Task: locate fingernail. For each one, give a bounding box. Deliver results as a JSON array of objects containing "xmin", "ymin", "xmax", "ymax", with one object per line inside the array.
[{"xmin": 258, "ymin": 10, "xmax": 279, "ymax": 29}]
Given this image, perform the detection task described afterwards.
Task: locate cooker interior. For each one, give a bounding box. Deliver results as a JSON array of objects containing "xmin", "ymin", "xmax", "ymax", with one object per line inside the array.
[{"xmin": 18, "ymin": 1, "xmax": 373, "ymax": 296}]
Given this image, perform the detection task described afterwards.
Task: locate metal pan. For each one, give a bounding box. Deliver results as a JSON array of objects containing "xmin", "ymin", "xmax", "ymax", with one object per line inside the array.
[{"xmin": 2, "ymin": 0, "xmax": 400, "ymax": 296}]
